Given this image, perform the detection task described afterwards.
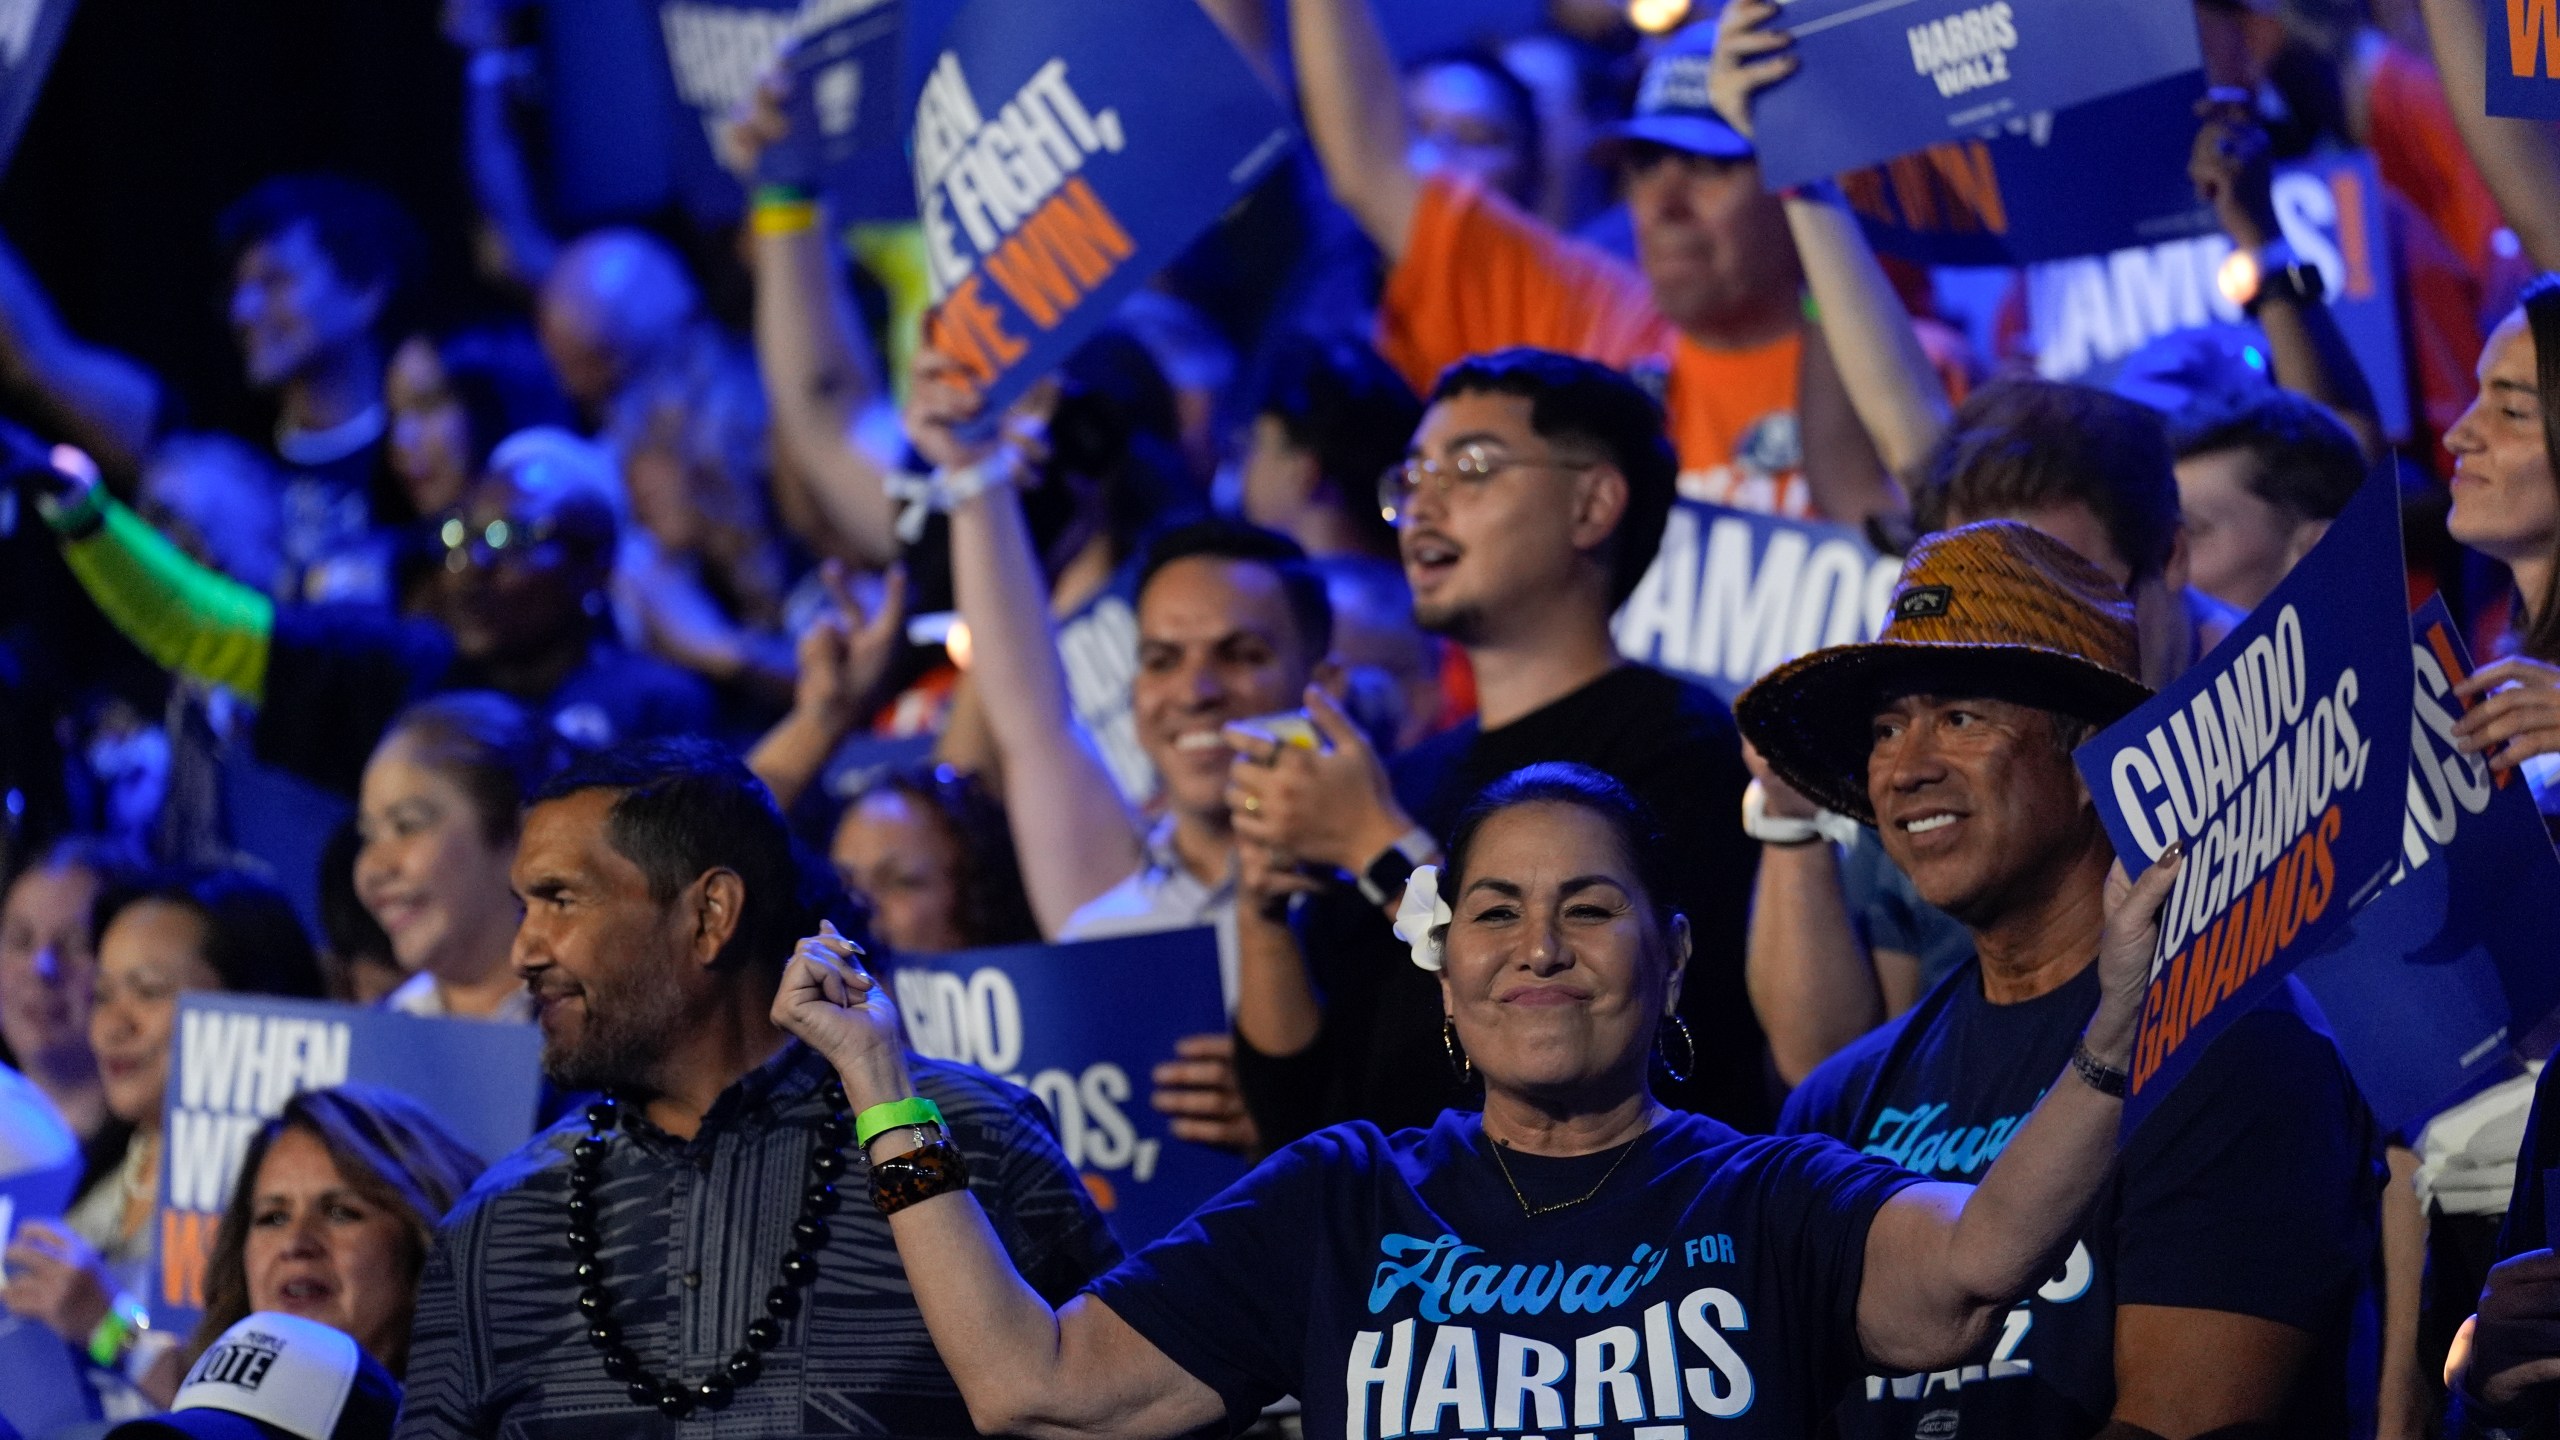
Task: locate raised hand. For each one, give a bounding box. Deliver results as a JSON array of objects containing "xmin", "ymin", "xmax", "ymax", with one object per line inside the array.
[
  {"xmin": 1705, "ymin": 0, "xmax": 1797, "ymax": 142},
  {"xmin": 794, "ymin": 559, "xmax": 907, "ymax": 734},
  {"xmin": 2453, "ymin": 655, "xmax": 2560, "ymax": 775},
  {"xmin": 0, "ymin": 1219, "xmax": 115, "ymax": 1343},
  {"xmin": 2090, "ymin": 847, "xmax": 2186, "ymax": 1065},
  {"xmin": 771, "ymin": 921, "xmax": 913, "ymax": 1110},
  {"xmin": 1223, "ymin": 686, "xmax": 1415, "ymax": 876}
]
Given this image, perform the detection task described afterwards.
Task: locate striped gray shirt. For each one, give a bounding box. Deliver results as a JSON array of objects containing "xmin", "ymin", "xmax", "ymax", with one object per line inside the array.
[{"xmin": 396, "ymin": 1044, "xmax": 1118, "ymax": 1438}]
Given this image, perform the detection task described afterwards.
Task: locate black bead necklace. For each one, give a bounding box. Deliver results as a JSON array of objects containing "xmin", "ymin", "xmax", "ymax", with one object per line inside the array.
[{"xmin": 568, "ymin": 1081, "xmax": 853, "ymax": 1418}]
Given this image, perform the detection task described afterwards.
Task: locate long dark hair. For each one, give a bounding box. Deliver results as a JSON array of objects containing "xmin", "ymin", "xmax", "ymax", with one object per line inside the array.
[
  {"xmin": 186, "ymin": 1084, "xmax": 486, "ymax": 1377},
  {"xmin": 94, "ymin": 867, "xmax": 325, "ymax": 1001},
  {"xmin": 1438, "ymin": 762, "xmax": 1681, "ymax": 941},
  {"xmin": 839, "ymin": 765, "xmax": 1040, "ymax": 952},
  {"xmin": 2518, "ymin": 274, "xmax": 2560, "ymax": 662}
]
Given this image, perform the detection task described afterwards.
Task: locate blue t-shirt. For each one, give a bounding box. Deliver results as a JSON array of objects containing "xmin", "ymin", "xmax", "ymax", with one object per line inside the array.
[
  {"xmin": 1086, "ymin": 1108, "xmax": 1921, "ymax": 1438},
  {"xmin": 1780, "ymin": 960, "xmax": 2378, "ymax": 1437}
]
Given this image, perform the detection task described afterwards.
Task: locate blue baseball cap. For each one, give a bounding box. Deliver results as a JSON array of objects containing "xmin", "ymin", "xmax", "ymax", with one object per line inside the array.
[{"xmin": 1599, "ymin": 22, "xmax": 1754, "ymax": 161}]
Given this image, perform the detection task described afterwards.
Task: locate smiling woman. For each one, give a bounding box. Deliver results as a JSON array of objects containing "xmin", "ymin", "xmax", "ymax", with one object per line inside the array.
[
  {"xmin": 769, "ymin": 759, "xmax": 2189, "ymax": 1440},
  {"xmin": 187, "ymin": 1085, "xmax": 485, "ymax": 1378}
]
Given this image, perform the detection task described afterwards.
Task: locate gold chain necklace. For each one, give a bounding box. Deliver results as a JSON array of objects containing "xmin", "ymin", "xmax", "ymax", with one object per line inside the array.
[{"xmin": 1487, "ymin": 1133, "xmax": 1644, "ymax": 1218}]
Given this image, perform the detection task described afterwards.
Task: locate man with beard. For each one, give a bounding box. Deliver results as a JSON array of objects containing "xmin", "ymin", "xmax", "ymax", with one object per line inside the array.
[
  {"xmin": 32, "ymin": 431, "xmax": 710, "ymax": 793},
  {"xmin": 396, "ymin": 738, "xmax": 1116, "ymax": 1437},
  {"xmin": 1222, "ymin": 348, "xmax": 1763, "ymax": 1140}
]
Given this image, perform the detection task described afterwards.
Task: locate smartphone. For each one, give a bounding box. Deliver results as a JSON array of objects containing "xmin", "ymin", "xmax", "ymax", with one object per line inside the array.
[{"xmin": 1236, "ymin": 710, "xmax": 1320, "ymax": 753}]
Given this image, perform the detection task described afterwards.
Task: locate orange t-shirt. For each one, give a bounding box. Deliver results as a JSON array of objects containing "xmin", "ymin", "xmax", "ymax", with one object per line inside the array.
[
  {"xmin": 2364, "ymin": 40, "xmax": 2507, "ymax": 279},
  {"xmin": 1378, "ymin": 176, "xmax": 1813, "ymax": 517}
]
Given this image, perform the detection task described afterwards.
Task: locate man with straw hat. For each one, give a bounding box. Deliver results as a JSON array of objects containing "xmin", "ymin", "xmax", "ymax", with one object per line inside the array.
[{"xmin": 1740, "ymin": 519, "xmax": 2377, "ymax": 1438}]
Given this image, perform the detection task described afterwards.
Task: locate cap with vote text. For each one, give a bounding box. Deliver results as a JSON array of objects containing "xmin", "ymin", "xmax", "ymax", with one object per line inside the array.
[
  {"xmin": 106, "ymin": 1312, "xmax": 400, "ymax": 1440},
  {"xmin": 1598, "ymin": 22, "xmax": 1753, "ymax": 161}
]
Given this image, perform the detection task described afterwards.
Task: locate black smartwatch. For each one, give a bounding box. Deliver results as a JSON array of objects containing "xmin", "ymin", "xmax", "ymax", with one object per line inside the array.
[
  {"xmin": 1356, "ymin": 828, "xmax": 1438, "ymax": 907},
  {"xmin": 2226, "ymin": 239, "xmax": 2326, "ymax": 318}
]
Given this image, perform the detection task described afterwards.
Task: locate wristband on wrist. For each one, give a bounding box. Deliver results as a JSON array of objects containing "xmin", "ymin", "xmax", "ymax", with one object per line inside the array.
[
  {"xmin": 2069, "ymin": 1040, "xmax": 2129, "ymax": 1098},
  {"xmin": 871, "ymin": 1140, "xmax": 971, "ymax": 1215},
  {"xmin": 751, "ymin": 196, "xmax": 820, "ymax": 238},
  {"xmin": 854, "ymin": 1096, "xmax": 945, "ymax": 1150},
  {"xmin": 86, "ymin": 1292, "xmax": 148, "ymax": 1369}
]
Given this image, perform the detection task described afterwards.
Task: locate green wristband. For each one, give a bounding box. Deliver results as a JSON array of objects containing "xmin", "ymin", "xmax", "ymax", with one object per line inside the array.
[
  {"xmin": 854, "ymin": 1097, "xmax": 945, "ymax": 1150},
  {"xmin": 86, "ymin": 1294, "xmax": 146, "ymax": 1368}
]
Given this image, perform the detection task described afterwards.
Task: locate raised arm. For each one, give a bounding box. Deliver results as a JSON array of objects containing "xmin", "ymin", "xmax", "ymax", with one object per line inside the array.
[
  {"xmin": 1740, "ymin": 752, "xmax": 1888, "ymax": 1087},
  {"xmin": 30, "ymin": 461, "xmax": 274, "ymax": 703},
  {"xmin": 1287, "ymin": 0, "xmax": 1422, "ymax": 258},
  {"xmin": 2190, "ymin": 100, "xmax": 2385, "ymax": 457},
  {"xmin": 2418, "ymin": 0, "xmax": 2560, "ymax": 270},
  {"xmin": 0, "ymin": 236, "xmax": 162, "ymax": 473},
  {"xmin": 1854, "ymin": 850, "xmax": 2180, "ymax": 1371},
  {"xmin": 747, "ymin": 560, "xmax": 906, "ymax": 809},
  {"xmin": 773, "ymin": 928, "xmax": 1228, "ymax": 1439},
  {"xmin": 446, "ymin": 0, "xmax": 563, "ymax": 294},
  {"xmin": 728, "ymin": 70, "xmax": 906, "ymax": 569},
  {"xmin": 908, "ymin": 352, "xmax": 1144, "ymax": 935},
  {"xmin": 1708, "ymin": 0, "xmax": 1948, "ymax": 510}
]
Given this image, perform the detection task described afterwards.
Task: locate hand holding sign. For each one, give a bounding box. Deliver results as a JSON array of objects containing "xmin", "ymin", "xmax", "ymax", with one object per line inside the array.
[
  {"xmin": 2093, "ymin": 850, "xmax": 2187, "ymax": 1068},
  {"xmin": 2453, "ymin": 654, "xmax": 2560, "ymax": 775},
  {"xmin": 717, "ymin": 62, "xmax": 798, "ymax": 185},
  {"xmin": 774, "ymin": 921, "xmax": 913, "ymax": 1112},
  {"xmin": 0, "ymin": 1218, "xmax": 113, "ymax": 1344},
  {"xmin": 2451, "ymin": 1248, "xmax": 2560, "ymax": 1411},
  {"xmin": 1706, "ymin": 0, "xmax": 1797, "ymax": 142},
  {"xmin": 2187, "ymin": 94, "xmax": 2279, "ymax": 252}
]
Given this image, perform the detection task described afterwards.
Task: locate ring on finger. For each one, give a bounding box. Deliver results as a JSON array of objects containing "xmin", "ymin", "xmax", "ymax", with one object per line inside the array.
[{"xmin": 1241, "ymin": 794, "xmax": 1262, "ymax": 814}]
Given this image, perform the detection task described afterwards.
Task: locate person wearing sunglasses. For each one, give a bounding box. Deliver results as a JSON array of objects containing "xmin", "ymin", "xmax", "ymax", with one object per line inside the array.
[{"xmin": 25, "ymin": 428, "xmax": 710, "ymax": 800}]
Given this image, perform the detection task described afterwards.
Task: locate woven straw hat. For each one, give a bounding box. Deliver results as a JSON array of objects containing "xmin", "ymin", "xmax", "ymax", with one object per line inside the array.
[{"xmin": 1734, "ymin": 520, "xmax": 2151, "ymax": 823}]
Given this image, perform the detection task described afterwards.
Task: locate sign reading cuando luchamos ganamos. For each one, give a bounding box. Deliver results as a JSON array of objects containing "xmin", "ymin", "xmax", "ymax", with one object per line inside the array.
[
  {"xmin": 907, "ymin": 0, "xmax": 1294, "ymax": 414},
  {"xmin": 2073, "ymin": 468, "xmax": 2413, "ymax": 1131}
]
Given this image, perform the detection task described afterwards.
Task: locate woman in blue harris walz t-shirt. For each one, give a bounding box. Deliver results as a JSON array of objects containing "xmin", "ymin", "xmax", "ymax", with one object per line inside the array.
[{"xmin": 772, "ymin": 762, "xmax": 2184, "ymax": 1438}]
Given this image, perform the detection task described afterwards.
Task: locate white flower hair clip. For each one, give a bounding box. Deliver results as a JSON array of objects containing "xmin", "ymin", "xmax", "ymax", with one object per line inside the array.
[{"xmin": 1393, "ymin": 866, "xmax": 1453, "ymax": 972}]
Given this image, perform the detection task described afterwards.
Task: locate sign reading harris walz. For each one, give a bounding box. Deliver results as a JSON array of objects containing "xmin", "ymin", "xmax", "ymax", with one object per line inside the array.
[
  {"xmin": 909, "ymin": 0, "xmax": 1294, "ymax": 414},
  {"xmin": 2073, "ymin": 469, "xmax": 2413, "ymax": 1132},
  {"xmin": 1749, "ymin": 0, "xmax": 2202, "ymax": 193}
]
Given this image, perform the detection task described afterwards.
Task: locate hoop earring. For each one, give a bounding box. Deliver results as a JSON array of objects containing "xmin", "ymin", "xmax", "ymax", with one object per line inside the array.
[
  {"xmin": 1441, "ymin": 1019, "xmax": 1473, "ymax": 1085},
  {"xmin": 1655, "ymin": 1014, "xmax": 1696, "ymax": 1085}
]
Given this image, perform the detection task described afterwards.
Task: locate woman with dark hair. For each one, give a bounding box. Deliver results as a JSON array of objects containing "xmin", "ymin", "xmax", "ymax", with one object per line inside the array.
[
  {"xmin": 0, "ymin": 866, "xmax": 323, "ymax": 1386},
  {"xmin": 385, "ymin": 326, "xmax": 575, "ymax": 521},
  {"xmin": 189, "ymin": 1084, "xmax": 485, "ymax": 1380},
  {"xmin": 354, "ymin": 691, "xmax": 562, "ymax": 1019},
  {"xmin": 2449, "ymin": 275, "xmax": 2560, "ymax": 780},
  {"xmin": 773, "ymin": 762, "xmax": 2187, "ymax": 1438},
  {"xmin": 829, "ymin": 764, "xmax": 1039, "ymax": 955}
]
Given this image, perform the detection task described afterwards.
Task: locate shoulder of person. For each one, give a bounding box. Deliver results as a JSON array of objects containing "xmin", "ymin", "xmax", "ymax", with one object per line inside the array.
[
  {"xmin": 435, "ymin": 1120, "xmax": 577, "ymax": 1238},
  {"xmin": 1611, "ymin": 664, "xmax": 1741, "ymax": 744},
  {"xmin": 1780, "ymin": 1005, "xmax": 1920, "ymax": 1138}
]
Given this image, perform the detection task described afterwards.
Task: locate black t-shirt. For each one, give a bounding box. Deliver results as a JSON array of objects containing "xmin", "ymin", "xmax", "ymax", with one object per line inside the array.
[
  {"xmin": 1088, "ymin": 1108, "xmax": 1920, "ymax": 1438},
  {"xmin": 1781, "ymin": 961, "xmax": 2378, "ymax": 1437},
  {"xmin": 1236, "ymin": 664, "xmax": 1764, "ymax": 1144},
  {"xmin": 273, "ymin": 429, "xmax": 406, "ymax": 606},
  {"xmin": 257, "ymin": 604, "xmax": 715, "ymax": 793}
]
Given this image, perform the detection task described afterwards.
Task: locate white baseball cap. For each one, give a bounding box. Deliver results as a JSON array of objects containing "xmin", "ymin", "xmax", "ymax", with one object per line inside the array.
[{"xmin": 107, "ymin": 1313, "xmax": 400, "ymax": 1440}]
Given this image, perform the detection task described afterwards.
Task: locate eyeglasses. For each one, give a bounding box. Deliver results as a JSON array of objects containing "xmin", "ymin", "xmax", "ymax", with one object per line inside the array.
[
  {"xmin": 1377, "ymin": 442, "xmax": 1598, "ymax": 524},
  {"xmin": 437, "ymin": 513, "xmax": 561, "ymax": 572}
]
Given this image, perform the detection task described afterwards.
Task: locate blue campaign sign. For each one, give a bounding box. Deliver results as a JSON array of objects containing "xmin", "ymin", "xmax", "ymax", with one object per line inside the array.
[
  {"xmin": 657, "ymin": 0, "xmax": 800, "ymax": 222},
  {"xmin": 2489, "ymin": 0, "xmax": 2560, "ymax": 119},
  {"xmin": 888, "ymin": 927, "xmax": 1247, "ymax": 1250},
  {"xmin": 909, "ymin": 0, "xmax": 1295, "ymax": 415},
  {"xmin": 1845, "ymin": 72, "xmax": 2213, "ymax": 266},
  {"xmin": 777, "ymin": 0, "xmax": 916, "ymax": 222},
  {"xmin": 1752, "ymin": 0, "xmax": 2202, "ymax": 193},
  {"xmin": 2291, "ymin": 597, "xmax": 2560, "ymax": 1133},
  {"xmin": 1613, "ymin": 498, "xmax": 1901, "ymax": 703},
  {"xmin": 2028, "ymin": 148, "xmax": 2413, "ymax": 441},
  {"xmin": 0, "ymin": 1158, "xmax": 94, "ymax": 1435},
  {"xmin": 0, "ymin": 0, "xmax": 75, "ymax": 177},
  {"xmin": 2073, "ymin": 468, "xmax": 2412, "ymax": 1133},
  {"xmin": 154, "ymin": 995, "xmax": 545, "ymax": 1338}
]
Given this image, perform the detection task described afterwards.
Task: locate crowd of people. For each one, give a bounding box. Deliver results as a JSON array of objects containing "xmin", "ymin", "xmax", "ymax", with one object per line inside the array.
[{"xmin": 7, "ymin": 0, "xmax": 2560, "ymax": 1435}]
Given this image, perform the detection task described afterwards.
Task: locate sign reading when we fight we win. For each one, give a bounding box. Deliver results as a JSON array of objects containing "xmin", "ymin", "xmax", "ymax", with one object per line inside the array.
[
  {"xmin": 910, "ymin": 0, "xmax": 1293, "ymax": 415},
  {"xmin": 2074, "ymin": 469, "xmax": 2413, "ymax": 1132},
  {"xmin": 154, "ymin": 995, "xmax": 544, "ymax": 1338}
]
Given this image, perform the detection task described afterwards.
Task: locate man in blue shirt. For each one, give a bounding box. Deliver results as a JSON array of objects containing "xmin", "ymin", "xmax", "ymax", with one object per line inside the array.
[{"xmin": 1739, "ymin": 519, "xmax": 2379, "ymax": 1439}]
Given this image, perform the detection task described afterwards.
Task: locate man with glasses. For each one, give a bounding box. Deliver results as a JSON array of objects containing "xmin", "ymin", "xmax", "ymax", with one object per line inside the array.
[
  {"xmin": 1223, "ymin": 347, "xmax": 1765, "ymax": 1142},
  {"xmin": 27, "ymin": 431, "xmax": 709, "ymax": 797}
]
